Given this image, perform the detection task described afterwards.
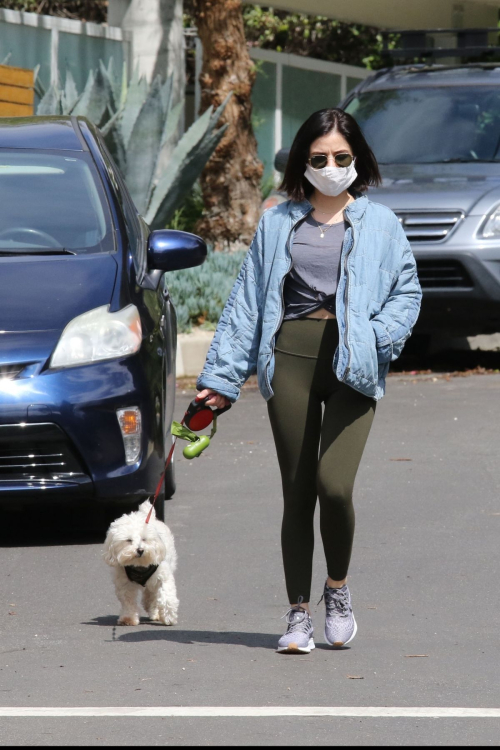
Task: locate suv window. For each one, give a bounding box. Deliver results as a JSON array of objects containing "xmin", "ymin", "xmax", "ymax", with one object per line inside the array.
[{"xmin": 345, "ymin": 86, "xmax": 500, "ymax": 164}]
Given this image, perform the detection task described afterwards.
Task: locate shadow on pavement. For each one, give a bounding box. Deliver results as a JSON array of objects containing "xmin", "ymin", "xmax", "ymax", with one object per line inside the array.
[
  {"xmin": 83, "ymin": 616, "xmax": 118, "ymax": 626},
  {"xmin": 84, "ymin": 617, "xmax": 275, "ymax": 648},
  {"xmin": 393, "ymin": 348, "xmax": 500, "ymax": 374},
  {"xmin": 115, "ymin": 628, "xmax": 277, "ymax": 649},
  {"xmin": 113, "ymin": 629, "xmax": 351, "ymax": 651},
  {"xmin": 83, "ymin": 618, "xmax": 351, "ymax": 651}
]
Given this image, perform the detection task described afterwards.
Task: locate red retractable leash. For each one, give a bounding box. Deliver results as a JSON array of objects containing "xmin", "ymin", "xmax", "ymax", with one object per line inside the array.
[{"xmin": 145, "ymin": 395, "xmax": 231, "ymax": 524}]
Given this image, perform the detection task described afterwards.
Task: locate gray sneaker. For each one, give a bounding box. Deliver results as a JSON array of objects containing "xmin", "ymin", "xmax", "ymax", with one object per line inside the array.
[
  {"xmin": 320, "ymin": 582, "xmax": 357, "ymax": 648},
  {"xmin": 277, "ymin": 596, "xmax": 315, "ymax": 654}
]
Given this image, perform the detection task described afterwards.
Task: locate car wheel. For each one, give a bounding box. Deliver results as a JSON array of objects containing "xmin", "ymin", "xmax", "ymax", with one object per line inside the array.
[
  {"xmin": 403, "ymin": 333, "xmax": 431, "ymax": 358},
  {"xmin": 164, "ymin": 458, "xmax": 176, "ymax": 500},
  {"xmin": 152, "ymin": 491, "xmax": 165, "ymax": 522}
]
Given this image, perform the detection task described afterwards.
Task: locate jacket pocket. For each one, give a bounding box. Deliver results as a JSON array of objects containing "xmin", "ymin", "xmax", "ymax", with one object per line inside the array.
[
  {"xmin": 370, "ymin": 319, "xmax": 393, "ymax": 363},
  {"xmin": 352, "ymin": 317, "xmax": 378, "ymax": 385}
]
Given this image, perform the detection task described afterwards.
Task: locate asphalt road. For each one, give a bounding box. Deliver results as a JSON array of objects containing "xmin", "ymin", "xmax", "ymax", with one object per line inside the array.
[{"xmin": 1, "ymin": 372, "xmax": 500, "ymax": 745}]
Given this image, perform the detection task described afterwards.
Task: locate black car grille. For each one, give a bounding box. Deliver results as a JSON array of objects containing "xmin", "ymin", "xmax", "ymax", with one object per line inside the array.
[
  {"xmin": 417, "ymin": 260, "xmax": 473, "ymax": 289},
  {"xmin": 0, "ymin": 423, "xmax": 88, "ymax": 482},
  {"xmin": 396, "ymin": 211, "xmax": 463, "ymax": 243}
]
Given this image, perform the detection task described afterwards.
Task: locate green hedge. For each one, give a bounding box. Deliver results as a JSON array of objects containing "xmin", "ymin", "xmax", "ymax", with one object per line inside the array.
[{"xmin": 166, "ymin": 248, "xmax": 246, "ymax": 333}]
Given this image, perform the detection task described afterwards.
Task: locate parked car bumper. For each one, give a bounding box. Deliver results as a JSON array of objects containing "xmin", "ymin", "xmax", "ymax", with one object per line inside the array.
[
  {"xmin": 0, "ymin": 353, "xmax": 164, "ymax": 507},
  {"xmin": 414, "ymin": 238, "xmax": 500, "ymax": 335}
]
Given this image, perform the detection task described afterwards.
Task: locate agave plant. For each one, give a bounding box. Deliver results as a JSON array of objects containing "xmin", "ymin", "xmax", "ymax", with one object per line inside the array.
[{"xmin": 35, "ymin": 60, "xmax": 228, "ymax": 229}]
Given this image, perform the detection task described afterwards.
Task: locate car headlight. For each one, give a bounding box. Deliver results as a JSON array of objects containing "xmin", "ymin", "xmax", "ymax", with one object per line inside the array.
[
  {"xmin": 50, "ymin": 305, "xmax": 142, "ymax": 369},
  {"xmin": 481, "ymin": 206, "xmax": 500, "ymax": 238}
]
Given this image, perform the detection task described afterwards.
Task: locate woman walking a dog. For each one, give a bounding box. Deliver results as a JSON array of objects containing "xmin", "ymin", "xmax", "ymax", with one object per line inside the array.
[{"xmin": 197, "ymin": 107, "xmax": 422, "ymax": 654}]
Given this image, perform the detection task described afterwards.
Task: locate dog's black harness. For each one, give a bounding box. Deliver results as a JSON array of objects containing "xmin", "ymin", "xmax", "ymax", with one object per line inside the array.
[{"xmin": 124, "ymin": 564, "xmax": 159, "ymax": 586}]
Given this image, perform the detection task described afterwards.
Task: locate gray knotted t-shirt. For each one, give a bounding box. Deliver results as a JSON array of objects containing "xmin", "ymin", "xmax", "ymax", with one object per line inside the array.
[{"xmin": 283, "ymin": 214, "xmax": 346, "ymax": 321}]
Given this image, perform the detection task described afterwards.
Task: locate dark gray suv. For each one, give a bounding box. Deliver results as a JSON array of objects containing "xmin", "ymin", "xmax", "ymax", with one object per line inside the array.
[
  {"xmin": 264, "ymin": 63, "xmax": 500, "ymax": 338},
  {"xmin": 342, "ymin": 64, "xmax": 500, "ymax": 337}
]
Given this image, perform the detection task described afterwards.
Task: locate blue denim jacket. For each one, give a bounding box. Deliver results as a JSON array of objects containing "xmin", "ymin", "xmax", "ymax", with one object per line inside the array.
[{"xmin": 197, "ymin": 194, "xmax": 422, "ymax": 402}]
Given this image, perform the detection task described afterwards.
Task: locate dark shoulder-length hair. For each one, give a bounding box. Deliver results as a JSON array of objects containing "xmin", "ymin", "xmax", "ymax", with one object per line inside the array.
[{"xmin": 280, "ymin": 108, "xmax": 381, "ymax": 201}]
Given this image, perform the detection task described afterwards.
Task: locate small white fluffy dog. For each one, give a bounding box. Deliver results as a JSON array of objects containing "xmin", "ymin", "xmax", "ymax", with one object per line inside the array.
[{"xmin": 103, "ymin": 500, "xmax": 179, "ymax": 626}]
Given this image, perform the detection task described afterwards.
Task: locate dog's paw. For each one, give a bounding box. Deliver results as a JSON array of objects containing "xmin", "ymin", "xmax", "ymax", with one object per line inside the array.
[
  {"xmin": 160, "ymin": 614, "xmax": 178, "ymax": 626},
  {"xmin": 148, "ymin": 611, "xmax": 160, "ymax": 622},
  {"xmin": 117, "ymin": 615, "xmax": 140, "ymax": 626}
]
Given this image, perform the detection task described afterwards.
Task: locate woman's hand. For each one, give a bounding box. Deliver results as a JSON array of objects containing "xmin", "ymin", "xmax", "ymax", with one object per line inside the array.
[{"xmin": 197, "ymin": 388, "xmax": 231, "ymax": 410}]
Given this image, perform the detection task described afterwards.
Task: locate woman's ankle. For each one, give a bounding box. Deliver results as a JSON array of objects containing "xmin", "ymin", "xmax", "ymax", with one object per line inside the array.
[{"xmin": 326, "ymin": 576, "xmax": 347, "ymax": 589}]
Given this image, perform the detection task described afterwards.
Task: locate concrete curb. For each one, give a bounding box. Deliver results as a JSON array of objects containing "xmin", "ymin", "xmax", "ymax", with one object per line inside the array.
[
  {"xmin": 176, "ymin": 329, "xmax": 214, "ymax": 377},
  {"xmin": 175, "ymin": 330, "xmax": 500, "ymax": 378}
]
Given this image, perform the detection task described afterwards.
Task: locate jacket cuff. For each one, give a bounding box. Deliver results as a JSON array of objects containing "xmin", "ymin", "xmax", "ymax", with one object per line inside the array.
[
  {"xmin": 196, "ymin": 372, "xmax": 241, "ymax": 403},
  {"xmin": 371, "ymin": 319, "xmax": 393, "ymax": 363}
]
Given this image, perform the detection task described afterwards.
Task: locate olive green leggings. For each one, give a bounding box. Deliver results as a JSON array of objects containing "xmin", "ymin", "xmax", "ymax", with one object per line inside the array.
[{"xmin": 267, "ymin": 318, "xmax": 376, "ymax": 604}]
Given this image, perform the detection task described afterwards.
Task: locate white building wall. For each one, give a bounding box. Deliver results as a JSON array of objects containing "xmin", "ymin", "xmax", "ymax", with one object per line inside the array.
[{"xmin": 108, "ymin": 0, "xmax": 185, "ymax": 106}]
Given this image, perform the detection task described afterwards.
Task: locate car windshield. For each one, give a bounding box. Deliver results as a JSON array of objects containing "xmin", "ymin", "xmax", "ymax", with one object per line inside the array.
[
  {"xmin": 344, "ymin": 86, "xmax": 500, "ymax": 164},
  {"xmin": 0, "ymin": 150, "xmax": 113, "ymax": 253}
]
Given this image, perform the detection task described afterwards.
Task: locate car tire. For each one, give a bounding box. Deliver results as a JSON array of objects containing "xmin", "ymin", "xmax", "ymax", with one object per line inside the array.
[
  {"xmin": 403, "ymin": 333, "xmax": 431, "ymax": 358},
  {"xmin": 152, "ymin": 491, "xmax": 165, "ymax": 522},
  {"xmin": 164, "ymin": 458, "xmax": 176, "ymax": 500}
]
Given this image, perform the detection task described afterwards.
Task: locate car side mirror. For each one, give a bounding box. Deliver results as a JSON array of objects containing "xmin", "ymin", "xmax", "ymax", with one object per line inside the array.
[
  {"xmin": 147, "ymin": 229, "xmax": 207, "ymax": 272},
  {"xmin": 274, "ymin": 147, "xmax": 290, "ymax": 173}
]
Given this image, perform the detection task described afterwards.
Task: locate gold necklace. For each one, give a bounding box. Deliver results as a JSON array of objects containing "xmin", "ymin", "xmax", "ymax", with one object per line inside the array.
[{"xmin": 312, "ymin": 216, "xmax": 337, "ymax": 239}]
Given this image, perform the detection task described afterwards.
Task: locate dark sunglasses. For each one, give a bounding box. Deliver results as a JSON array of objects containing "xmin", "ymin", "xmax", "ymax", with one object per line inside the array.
[{"xmin": 308, "ymin": 152, "xmax": 354, "ymax": 170}]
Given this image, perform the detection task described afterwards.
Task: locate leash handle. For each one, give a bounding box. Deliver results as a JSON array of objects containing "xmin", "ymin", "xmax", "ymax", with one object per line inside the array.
[
  {"xmin": 196, "ymin": 393, "xmax": 232, "ymax": 418},
  {"xmin": 213, "ymin": 402, "xmax": 232, "ymax": 418},
  {"xmin": 145, "ymin": 396, "xmax": 231, "ymax": 524}
]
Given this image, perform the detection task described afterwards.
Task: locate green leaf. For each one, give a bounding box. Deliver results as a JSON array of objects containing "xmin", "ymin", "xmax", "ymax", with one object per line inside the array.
[
  {"xmin": 119, "ymin": 65, "xmax": 148, "ymax": 148},
  {"xmin": 160, "ymin": 74, "xmax": 174, "ymax": 119},
  {"xmin": 106, "ymin": 57, "xmax": 122, "ymax": 110},
  {"xmin": 98, "ymin": 59, "xmax": 118, "ymax": 112},
  {"xmin": 208, "ymin": 92, "xmax": 232, "ymax": 130},
  {"xmin": 61, "ymin": 70, "xmax": 79, "ymax": 114},
  {"xmin": 125, "ymin": 75, "xmax": 164, "ymax": 213},
  {"xmin": 144, "ymin": 97, "xmax": 184, "ymax": 211},
  {"xmin": 145, "ymin": 120, "xmax": 228, "ymax": 229},
  {"xmin": 70, "ymin": 67, "xmax": 114, "ymax": 126},
  {"xmin": 145, "ymin": 104, "xmax": 215, "ymax": 223},
  {"xmin": 160, "ymin": 100, "xmax": 184, "ymax": 149},
  {"xmin": 100, "ymin": 105, "xmax": 123, "ymax": 138},
  {"xmin": 36, "ymin": 84, "xmax": 62, "ymax": 115},
  {"xmin": 103, "ymin": 119, "xmax": 127, "ymax": 175},
  {"xmin": 33, "ymin": 63, "xmax": 46, "ymax": 100},
  {"xmin": 119, "ymin": 61, "xmax": 128, "ymax": 109}
]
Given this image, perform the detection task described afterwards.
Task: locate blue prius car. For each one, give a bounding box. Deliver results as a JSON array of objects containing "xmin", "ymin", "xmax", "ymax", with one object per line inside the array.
[{"xmin": 0, "ymin": 116, "xmax": 206, "ymax": 520}]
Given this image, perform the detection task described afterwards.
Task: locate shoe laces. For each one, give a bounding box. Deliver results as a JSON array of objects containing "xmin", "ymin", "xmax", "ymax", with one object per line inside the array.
[
  {"xmin": 281, "ymin": 595, "xmax": 311, "ymax": 634},
  {"xmin": 318, "ymin": 586, "xmax": 349, "ymax": 618}
]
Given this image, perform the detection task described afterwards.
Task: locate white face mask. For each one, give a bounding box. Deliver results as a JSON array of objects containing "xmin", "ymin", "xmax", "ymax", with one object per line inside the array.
[{"xmin": 304, "ymin": 160, "xmax": 357, "ymax": 197}]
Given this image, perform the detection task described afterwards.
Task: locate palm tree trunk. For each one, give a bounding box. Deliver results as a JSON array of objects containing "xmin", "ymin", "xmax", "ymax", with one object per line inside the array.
[{"xmin": 191, "ymin": 0, "xmax": 263, "ymax": 248}]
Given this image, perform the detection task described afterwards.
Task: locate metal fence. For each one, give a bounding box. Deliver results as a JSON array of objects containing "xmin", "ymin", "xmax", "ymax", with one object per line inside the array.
[
  {"xmin": 0, "ymin": 8, "xmax": 131, "ymax": 94},
  {"xmin": 248, "ymin": 48, "xmax": 371, "ymax": 178}
]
